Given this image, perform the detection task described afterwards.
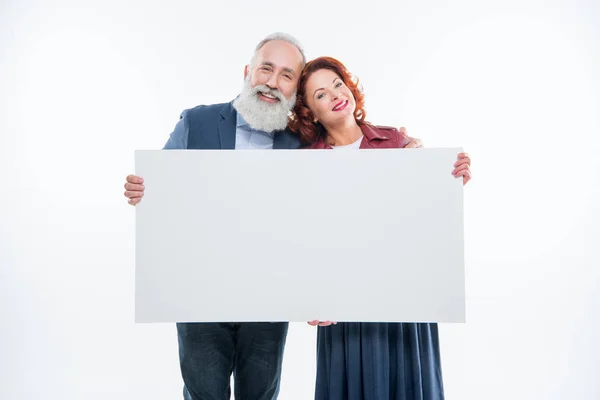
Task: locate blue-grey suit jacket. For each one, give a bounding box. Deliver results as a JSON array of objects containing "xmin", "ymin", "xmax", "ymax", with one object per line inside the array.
[{"xmin": 182, "ymin": 101, "xmax": 301, "ymax": 150}]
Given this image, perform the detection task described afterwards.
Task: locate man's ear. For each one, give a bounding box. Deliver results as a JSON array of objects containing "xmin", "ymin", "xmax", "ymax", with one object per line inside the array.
[{"xmin": 244, "ymin": 65, "xmax": 249, "ymax": 79}]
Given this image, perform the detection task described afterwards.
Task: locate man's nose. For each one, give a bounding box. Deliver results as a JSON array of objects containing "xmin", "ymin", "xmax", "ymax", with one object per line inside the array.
[{"xmin": 266, "ymin": 74, "xmax": 279, "ymax": 90}]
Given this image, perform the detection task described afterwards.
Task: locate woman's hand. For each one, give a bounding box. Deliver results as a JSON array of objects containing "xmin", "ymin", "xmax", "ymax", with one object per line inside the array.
[
  {"xmin": 397, "ymin": 126, "xmax": 471, "ymax": 185},
  {"xmin": 308, "ymin": 320, "xmax": 337, "ymax": 327},
  {"xmin": 399, "ymin": 127, "xmax": 423, "ymax": 148},
  {"xmin": 453, "ymin": 153, "xmax": 471, "ymax": 185}
]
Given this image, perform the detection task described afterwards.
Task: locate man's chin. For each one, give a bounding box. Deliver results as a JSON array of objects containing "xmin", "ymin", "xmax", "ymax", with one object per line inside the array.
[{"xmin": 233, "ymin": 89, "xmax": 294, "ymax": 133}]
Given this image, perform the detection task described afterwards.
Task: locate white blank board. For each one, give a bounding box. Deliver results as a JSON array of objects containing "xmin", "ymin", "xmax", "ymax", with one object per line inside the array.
[{"xmin": 135, "ymin": 148, "xmax": 465, "ymax": 323}]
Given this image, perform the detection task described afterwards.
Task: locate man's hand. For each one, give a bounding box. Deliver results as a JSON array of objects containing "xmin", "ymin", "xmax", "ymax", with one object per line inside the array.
[
  {"xmin": 308, "ymin": 320, "xmax": 337, "ymax": 327},
  {"xmin": 453, "ymin": 153, "xmax": 471, "ymax": 185},
  {"xmin": 124, "ymin": 174, "xmax": 145, "ymax": 205},
  {"xmin": 399, "ymin": 127, "xmax": 423, "ymax": 148}
]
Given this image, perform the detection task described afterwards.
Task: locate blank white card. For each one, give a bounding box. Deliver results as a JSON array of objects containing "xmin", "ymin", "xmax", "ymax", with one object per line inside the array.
[{"xmin": 135, "ymin": 148, "xmax": 465, "ymax": 323}]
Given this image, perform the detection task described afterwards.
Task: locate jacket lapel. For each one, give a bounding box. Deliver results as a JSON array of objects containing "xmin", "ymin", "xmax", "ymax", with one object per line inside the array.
[
  {"xmin": 217, "ymin": 102, "xmax": 237, "ymax": 149},
  {"xmin": 218, "ymin": 102, "xmax": 301, "ymax": 149}
]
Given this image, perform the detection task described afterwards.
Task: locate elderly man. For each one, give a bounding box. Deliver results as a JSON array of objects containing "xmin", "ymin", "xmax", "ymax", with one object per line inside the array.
[{"xmin": 124, "ymin": 32, "xmax": 425, "ymax": 400}]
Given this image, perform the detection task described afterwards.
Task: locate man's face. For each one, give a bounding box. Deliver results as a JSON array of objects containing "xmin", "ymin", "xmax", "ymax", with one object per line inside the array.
[
  {"xmin": 233, "ymin": 40, "xmax": 304, "ymax": 133},
  {"xmin": 245, "ymin": 40, "xmax": 304, "ymax": 101}
]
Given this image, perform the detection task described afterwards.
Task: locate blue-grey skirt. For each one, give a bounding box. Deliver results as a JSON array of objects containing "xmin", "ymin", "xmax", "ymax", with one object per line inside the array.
[{"xmin": 315, "ymin": 322, "xmax": 444, "ymax": 400}]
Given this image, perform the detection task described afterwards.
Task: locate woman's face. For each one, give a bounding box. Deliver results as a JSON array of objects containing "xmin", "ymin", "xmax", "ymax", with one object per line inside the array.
[{"xmin": 304, "ymin": 68, "xmax": 355, "ymax": 126}]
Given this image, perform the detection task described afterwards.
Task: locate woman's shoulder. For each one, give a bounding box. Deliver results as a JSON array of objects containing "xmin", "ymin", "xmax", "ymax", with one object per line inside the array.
[{"xmin": 361, "ymin": 122, "xmax": 410, "ymax": 148}]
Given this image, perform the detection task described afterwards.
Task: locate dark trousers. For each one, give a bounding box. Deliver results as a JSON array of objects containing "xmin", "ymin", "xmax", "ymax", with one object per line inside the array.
[{"xmin": 176, "ymin": 322, "xmax": 289, "ymax": 400}]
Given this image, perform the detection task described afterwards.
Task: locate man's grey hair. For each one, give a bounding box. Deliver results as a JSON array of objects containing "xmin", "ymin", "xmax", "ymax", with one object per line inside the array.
[{"xmin": 249, "ymin": 32, "xmax": 307, "ymax": 69}]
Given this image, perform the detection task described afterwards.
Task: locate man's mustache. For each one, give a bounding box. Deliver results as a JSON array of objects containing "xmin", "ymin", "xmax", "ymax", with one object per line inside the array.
[{"xmin": 252, "ymin": 85, "xmax": 286, "ymax": 102}]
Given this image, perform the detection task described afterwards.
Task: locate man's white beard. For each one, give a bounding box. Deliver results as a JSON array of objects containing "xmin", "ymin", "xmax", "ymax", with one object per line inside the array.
[{"xmin": 233, "ymin": 76, "xmax": 297, "ymax": 133}]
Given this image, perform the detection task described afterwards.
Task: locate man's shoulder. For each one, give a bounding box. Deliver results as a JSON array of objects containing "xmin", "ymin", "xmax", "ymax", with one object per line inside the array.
[{"xmin": 181, "ymin": 101, "xmax": 234, "ymax": 120}]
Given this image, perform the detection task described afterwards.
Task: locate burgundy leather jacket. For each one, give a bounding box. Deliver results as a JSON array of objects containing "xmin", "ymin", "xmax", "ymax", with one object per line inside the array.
[{"xmin": 308, "ymin": 123, "xmax": 410, "ymax": 149}]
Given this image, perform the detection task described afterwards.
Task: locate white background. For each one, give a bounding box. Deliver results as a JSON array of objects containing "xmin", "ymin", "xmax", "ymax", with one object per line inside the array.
[{"xmin": 1, "ymin": 0, "xmax": 599, "ymax": 399}]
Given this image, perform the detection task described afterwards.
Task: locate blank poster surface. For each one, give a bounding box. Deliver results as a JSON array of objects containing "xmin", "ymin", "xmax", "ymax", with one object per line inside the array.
[{"xmin": 135, "ymin": 148, "xmax": 465, "ymax": 323}]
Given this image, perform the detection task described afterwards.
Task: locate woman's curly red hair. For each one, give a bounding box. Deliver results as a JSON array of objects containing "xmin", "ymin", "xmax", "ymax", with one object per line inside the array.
[{"xmin": 288, "ymin": 56, "xmax": 366, "ymax": 144}]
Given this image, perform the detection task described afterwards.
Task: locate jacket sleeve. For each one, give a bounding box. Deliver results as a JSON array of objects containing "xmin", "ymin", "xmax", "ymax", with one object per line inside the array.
[
  {"xmin": 162, "ymin": 109, "xmax": 190, "ymax": 150},
  {"xmin": 374, "ymin": 125, "xmax": 410, "ymax": 148},
  {"xmin": 397, "ymin": 129, "xmax": 410, "ymax": 148}
]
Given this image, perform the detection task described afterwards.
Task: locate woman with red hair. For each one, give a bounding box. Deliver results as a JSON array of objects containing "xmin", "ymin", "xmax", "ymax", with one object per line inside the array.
[{"xmin": 289, "ymin": 57, "xmax": 471, "ymax": 400}]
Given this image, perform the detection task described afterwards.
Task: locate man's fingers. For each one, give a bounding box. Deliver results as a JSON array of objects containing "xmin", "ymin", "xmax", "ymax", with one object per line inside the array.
[
  {"xmin": 124, "ymin": 190, "xmax": 144, "ymax": 199},
  {"xmin": 124, "ymin": 176, "xmax": 145, "ymax": 206},
  {"xmin": 124, "ymin": 182, "xmax": 145, "ymax": 191},
  {"xmin": 126, "ymin": 174, "xmax": 144, "ymax": 184}
]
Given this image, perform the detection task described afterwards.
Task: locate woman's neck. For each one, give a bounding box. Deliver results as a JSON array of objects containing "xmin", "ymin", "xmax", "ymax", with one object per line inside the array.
[{"xmin": 322, "ymin": 118, "xmax": 363, "ymax": 146}]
